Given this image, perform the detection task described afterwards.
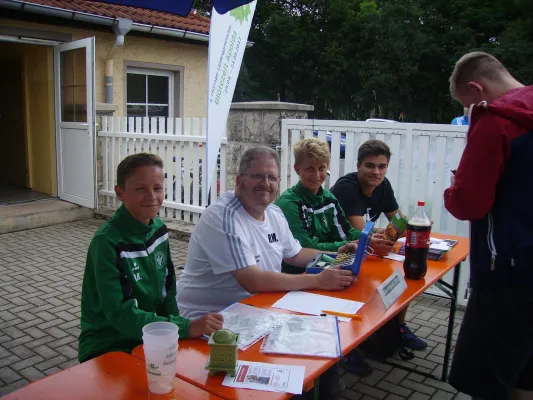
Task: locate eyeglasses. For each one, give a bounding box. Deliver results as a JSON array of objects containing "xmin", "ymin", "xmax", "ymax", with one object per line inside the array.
[{"xmin": 240, "ymin": 173, "xmax": 280, "ymax": 184}]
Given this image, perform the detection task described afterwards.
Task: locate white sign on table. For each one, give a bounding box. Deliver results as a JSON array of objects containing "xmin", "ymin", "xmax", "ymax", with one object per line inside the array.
[{"xmin": 377, "ymin": 270, "xmax": 407, "ymax": 310}]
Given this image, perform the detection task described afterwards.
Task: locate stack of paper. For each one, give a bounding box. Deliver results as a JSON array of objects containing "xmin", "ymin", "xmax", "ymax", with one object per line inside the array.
[
  {"xmin": 261, "ymin": 315, "xmax": 342, "ymax": 358},
  {"xmin": 217, "ymin": 303, "xmax": 289, "ymax": 350},
  {"xmin": 271, "ymin": 291, "xmax": 364, "ymax": 322},
  {"xmin": 397, "ymin": 237, "xmax": 457, "ymax": 251},
  {"xmin": 397, "ymin": 237, "xmax": 458, "ymax": 261}
]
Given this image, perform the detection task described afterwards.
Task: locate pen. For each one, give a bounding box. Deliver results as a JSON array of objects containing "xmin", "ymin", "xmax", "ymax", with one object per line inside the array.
[{"xmin": 321, "ymin": 310, "xmax": 363, "ymax": 321}]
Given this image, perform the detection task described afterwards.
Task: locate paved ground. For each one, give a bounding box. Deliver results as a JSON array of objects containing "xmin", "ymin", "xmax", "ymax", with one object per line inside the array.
[{"xmin": 0, "ymin": 220, "xmax": 466, "ymax": 399}]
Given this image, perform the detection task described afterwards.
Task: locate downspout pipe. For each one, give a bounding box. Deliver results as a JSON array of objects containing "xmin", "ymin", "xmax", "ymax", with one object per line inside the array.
[{"xmin": 105, "ymin": 17, "xmax": 132, "ymax": 104}]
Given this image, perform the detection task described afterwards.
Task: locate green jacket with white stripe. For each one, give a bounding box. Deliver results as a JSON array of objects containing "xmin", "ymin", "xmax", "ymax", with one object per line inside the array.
[
  {"xmin": 276, "ymin": 181, "xmax": 361, "ymax": 258},
  {"xmin": 78, "ymin": 205, "xmax": 190, "ymax": 362}
]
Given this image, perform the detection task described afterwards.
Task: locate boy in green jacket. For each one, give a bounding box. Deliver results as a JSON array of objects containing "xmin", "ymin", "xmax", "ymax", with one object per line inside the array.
[
  {"xmin": 276, "ymin": 138, "xmax": 395, "ymax": 275},
  {"xmin": 78, "ymin": 153, "xmax": 223, "ymax": 363}
]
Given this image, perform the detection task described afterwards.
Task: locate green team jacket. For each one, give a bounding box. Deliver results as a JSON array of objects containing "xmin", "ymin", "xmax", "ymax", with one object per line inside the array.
[
  {"xmin": 78, "ymin": 205, "xmax": 190, "ymax": 362},
  {"xmin": 276, "ymin": 181, "xmax": 361, "ymax": 252}
]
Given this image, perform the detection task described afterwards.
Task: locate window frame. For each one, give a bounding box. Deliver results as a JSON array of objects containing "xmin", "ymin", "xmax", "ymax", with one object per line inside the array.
[
  {"xmin": 123, "ymin": 61, "xmax": 184, "ymax": 119},
  {"xmin": 126, "ymin": 67, "xmax": 173, "ymax": 118}
]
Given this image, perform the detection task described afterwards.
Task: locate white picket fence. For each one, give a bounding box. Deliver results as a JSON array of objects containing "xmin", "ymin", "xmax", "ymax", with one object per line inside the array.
[
  {"xmin": 281, "ymin": 119, "xmax": 470, "ymax": 305},
  {"xmin": 281, "ymin": 119, "xmax": 469, "ymax": 236},
  {"xmin": 98, "ymin": 116, "xmax": 227, "ymax": 223}
]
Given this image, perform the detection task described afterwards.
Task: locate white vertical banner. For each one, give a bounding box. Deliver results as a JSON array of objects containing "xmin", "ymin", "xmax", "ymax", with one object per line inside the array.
[{"xmin": 205, "ymin": 0, "xmax": 257, "ymax": 199}]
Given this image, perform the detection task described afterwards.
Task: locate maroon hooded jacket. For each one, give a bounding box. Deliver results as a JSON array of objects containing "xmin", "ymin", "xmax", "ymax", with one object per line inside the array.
[{"xmin": 444, "ymin": 86, "xmax": 533, "ymax": 290}]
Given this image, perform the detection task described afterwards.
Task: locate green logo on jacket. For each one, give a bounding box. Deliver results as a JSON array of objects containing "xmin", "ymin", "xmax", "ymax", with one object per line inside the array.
[{"xmin": 155, "ymin": 251, "xmax": 166, "ymax": 270}]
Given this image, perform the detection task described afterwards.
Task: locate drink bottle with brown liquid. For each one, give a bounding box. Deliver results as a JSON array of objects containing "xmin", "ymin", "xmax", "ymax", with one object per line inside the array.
[{"xmin": 403, "ymin": 201, "xmax": 431, "ymax": 279}]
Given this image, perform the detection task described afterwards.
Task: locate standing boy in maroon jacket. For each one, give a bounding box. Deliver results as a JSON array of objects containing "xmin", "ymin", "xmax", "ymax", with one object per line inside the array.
[{"xmin": 445, "ymin": 52, "xmax": 533, "ymax": 400}]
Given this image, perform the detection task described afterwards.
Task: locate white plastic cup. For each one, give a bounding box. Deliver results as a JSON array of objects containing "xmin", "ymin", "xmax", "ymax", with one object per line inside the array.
[{"xmin": 142, "ymin": 322, "xmax": 179, "ymax": 394}]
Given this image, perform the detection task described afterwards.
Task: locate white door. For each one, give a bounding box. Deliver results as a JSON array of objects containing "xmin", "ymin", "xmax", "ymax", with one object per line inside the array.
[{"xmin": 54, "ymin": 37, "xmax": 96, "ymax": 208}]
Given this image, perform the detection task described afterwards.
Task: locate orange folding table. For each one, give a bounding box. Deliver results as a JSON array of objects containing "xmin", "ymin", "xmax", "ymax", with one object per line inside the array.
[{"xmin": 131, "ymin": 233, "xmax": 468, "ymax": 399}]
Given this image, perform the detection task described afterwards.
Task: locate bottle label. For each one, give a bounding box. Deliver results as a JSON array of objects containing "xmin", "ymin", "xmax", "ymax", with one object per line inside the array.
[{"xmin": 406, "ymin": 230, "xmax": 430, "ymax": 248}]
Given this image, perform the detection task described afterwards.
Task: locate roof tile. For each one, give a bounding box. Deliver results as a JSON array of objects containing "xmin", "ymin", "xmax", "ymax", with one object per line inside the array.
[{"xmin": 21, "ymin": 0, "xmax": 210, "ymax": 34}]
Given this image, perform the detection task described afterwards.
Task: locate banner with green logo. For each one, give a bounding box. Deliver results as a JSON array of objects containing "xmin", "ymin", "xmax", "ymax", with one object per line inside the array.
[{"xmin": 205, "ymin": 1, "xmax": 257, "ymax": 199}]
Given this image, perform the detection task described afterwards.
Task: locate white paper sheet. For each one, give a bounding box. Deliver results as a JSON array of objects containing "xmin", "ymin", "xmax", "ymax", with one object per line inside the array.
[
  {"xmin": 384, "ymin": 253, "xmax": 405, "ymax": 262},
  {"xmin": 430, "ymin": 242, "xmax": 452, "ymax": 251},
  {"xmin": 222, "ymin": 361, "xmax": 305, "ymax": 395},
  {"xmin": 271, "ymin": 291, "xmax": 364, "ymax": 322},
  {"xmin": 216, "ymin": 303, "xmax": 289, "ymax": 350}
]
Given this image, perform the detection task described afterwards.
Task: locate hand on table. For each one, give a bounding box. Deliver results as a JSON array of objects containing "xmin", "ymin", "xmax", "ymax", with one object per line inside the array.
[
  {"xmin": 189, "ymin": 313, "xmax": 224, "ymax": 337},
  {"xmin": 316, "ymin": 267, "xmax": 354, "ymax": 290},
  {"xmin": 338, "ymin": 241, "xmax": 358, "ymax": 254},
  {"xmin": 370, "ymin": 234, "xmax": 395, "ymax": 256}
]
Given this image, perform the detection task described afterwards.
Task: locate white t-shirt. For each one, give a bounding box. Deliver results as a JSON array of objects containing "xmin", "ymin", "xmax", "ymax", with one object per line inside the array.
[{"xmin": 176, "ymin": 191, "xmax": 302, "ymax": 320}]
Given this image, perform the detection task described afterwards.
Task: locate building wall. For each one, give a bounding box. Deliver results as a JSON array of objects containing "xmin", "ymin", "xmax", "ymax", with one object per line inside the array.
[
  {"xmin": 0, "ymin": 16, "xmax": 209, "ymax": 196},
  {"xmin": 0, "ymin": 17, "xmax": 209, "ymax": 118},
  {"xmin": 0, "ymin": 42, "xmax": 56, "ymax": 195}
]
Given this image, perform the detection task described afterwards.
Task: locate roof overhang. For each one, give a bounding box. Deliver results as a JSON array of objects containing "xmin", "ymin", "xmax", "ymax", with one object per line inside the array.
[{"xmin": 0, "ymin": 0, "xmax": 256, "ymax": 46}]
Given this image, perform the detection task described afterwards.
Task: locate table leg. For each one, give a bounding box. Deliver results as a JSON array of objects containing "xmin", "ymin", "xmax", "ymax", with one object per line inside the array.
[
  {"xmin": 384, "ymin": 262, "xmax": 462, "ymax": 382},
  {"xmin": 313, "ymin": 377, "xmax": 319, "ymax": 400},
  {"xmin": 441, "ymin": 262, "xmax": 460, "ymax": 382}
]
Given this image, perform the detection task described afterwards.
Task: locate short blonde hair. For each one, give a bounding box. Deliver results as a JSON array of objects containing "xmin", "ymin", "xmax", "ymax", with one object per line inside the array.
[
  {"xmin": 294, "ymin": 138, "xmax": 330, "ymax": 166},
  {"xmin": 449, "ymin": 52, "xmax": 510, "ymax": 99}
]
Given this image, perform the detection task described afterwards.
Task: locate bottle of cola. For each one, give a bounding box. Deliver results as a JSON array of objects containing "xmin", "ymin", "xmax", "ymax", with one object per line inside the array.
[{"xmin": 403, "ymin": 201, "xmax": 431, "ymax": 279}]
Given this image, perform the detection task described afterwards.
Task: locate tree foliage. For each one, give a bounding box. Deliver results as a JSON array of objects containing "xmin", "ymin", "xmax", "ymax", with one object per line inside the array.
[{"xmin": 227, "ymin": 0, "xmax": 533, "ymax": 123}]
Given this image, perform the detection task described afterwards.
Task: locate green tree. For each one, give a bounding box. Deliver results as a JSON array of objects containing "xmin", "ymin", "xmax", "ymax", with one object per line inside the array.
[{"xmin": 228, "ymin": 0, "xmax": 533, "ymax": 122}]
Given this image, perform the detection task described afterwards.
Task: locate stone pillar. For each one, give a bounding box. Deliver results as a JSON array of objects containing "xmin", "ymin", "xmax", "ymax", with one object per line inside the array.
[{"xmin": 225, "ymin": 101, "xmax": 314, "ymax": 189}]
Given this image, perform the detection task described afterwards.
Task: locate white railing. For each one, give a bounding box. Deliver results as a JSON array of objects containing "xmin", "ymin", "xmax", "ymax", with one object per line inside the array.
[
  {"xmin": 98, "ymin": 116, "xmax": 227, "ymax": 224},
  {"xmin": 281, "ymin": 119, "xmax": 470, "ymax": 305}
]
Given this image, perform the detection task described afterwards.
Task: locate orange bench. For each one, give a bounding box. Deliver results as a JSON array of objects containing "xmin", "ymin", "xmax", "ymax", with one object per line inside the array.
[{"xmin": 1, "ymin": 352, "xmax": 222, "ymax": 400}]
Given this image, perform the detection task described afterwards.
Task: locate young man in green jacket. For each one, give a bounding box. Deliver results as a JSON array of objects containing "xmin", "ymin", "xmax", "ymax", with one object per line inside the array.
[
  {"xmin": 276, "ymin": 138, "xmax": 395, "ymax": 275},
  {"xmin": 78, "ymin": 153, "xmax": 223, "ymax": 363}
]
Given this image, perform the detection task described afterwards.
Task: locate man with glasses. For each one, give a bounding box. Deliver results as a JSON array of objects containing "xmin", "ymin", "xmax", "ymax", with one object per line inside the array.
[{"xmin": 176, "ymin": 146, "xmax": 355, "ymax": 320}]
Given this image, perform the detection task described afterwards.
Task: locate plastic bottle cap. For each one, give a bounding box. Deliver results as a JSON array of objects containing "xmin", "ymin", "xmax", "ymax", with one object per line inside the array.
[{"xmin": 417, "ymin": 201, "xmax": 425, "ymax": 206}]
